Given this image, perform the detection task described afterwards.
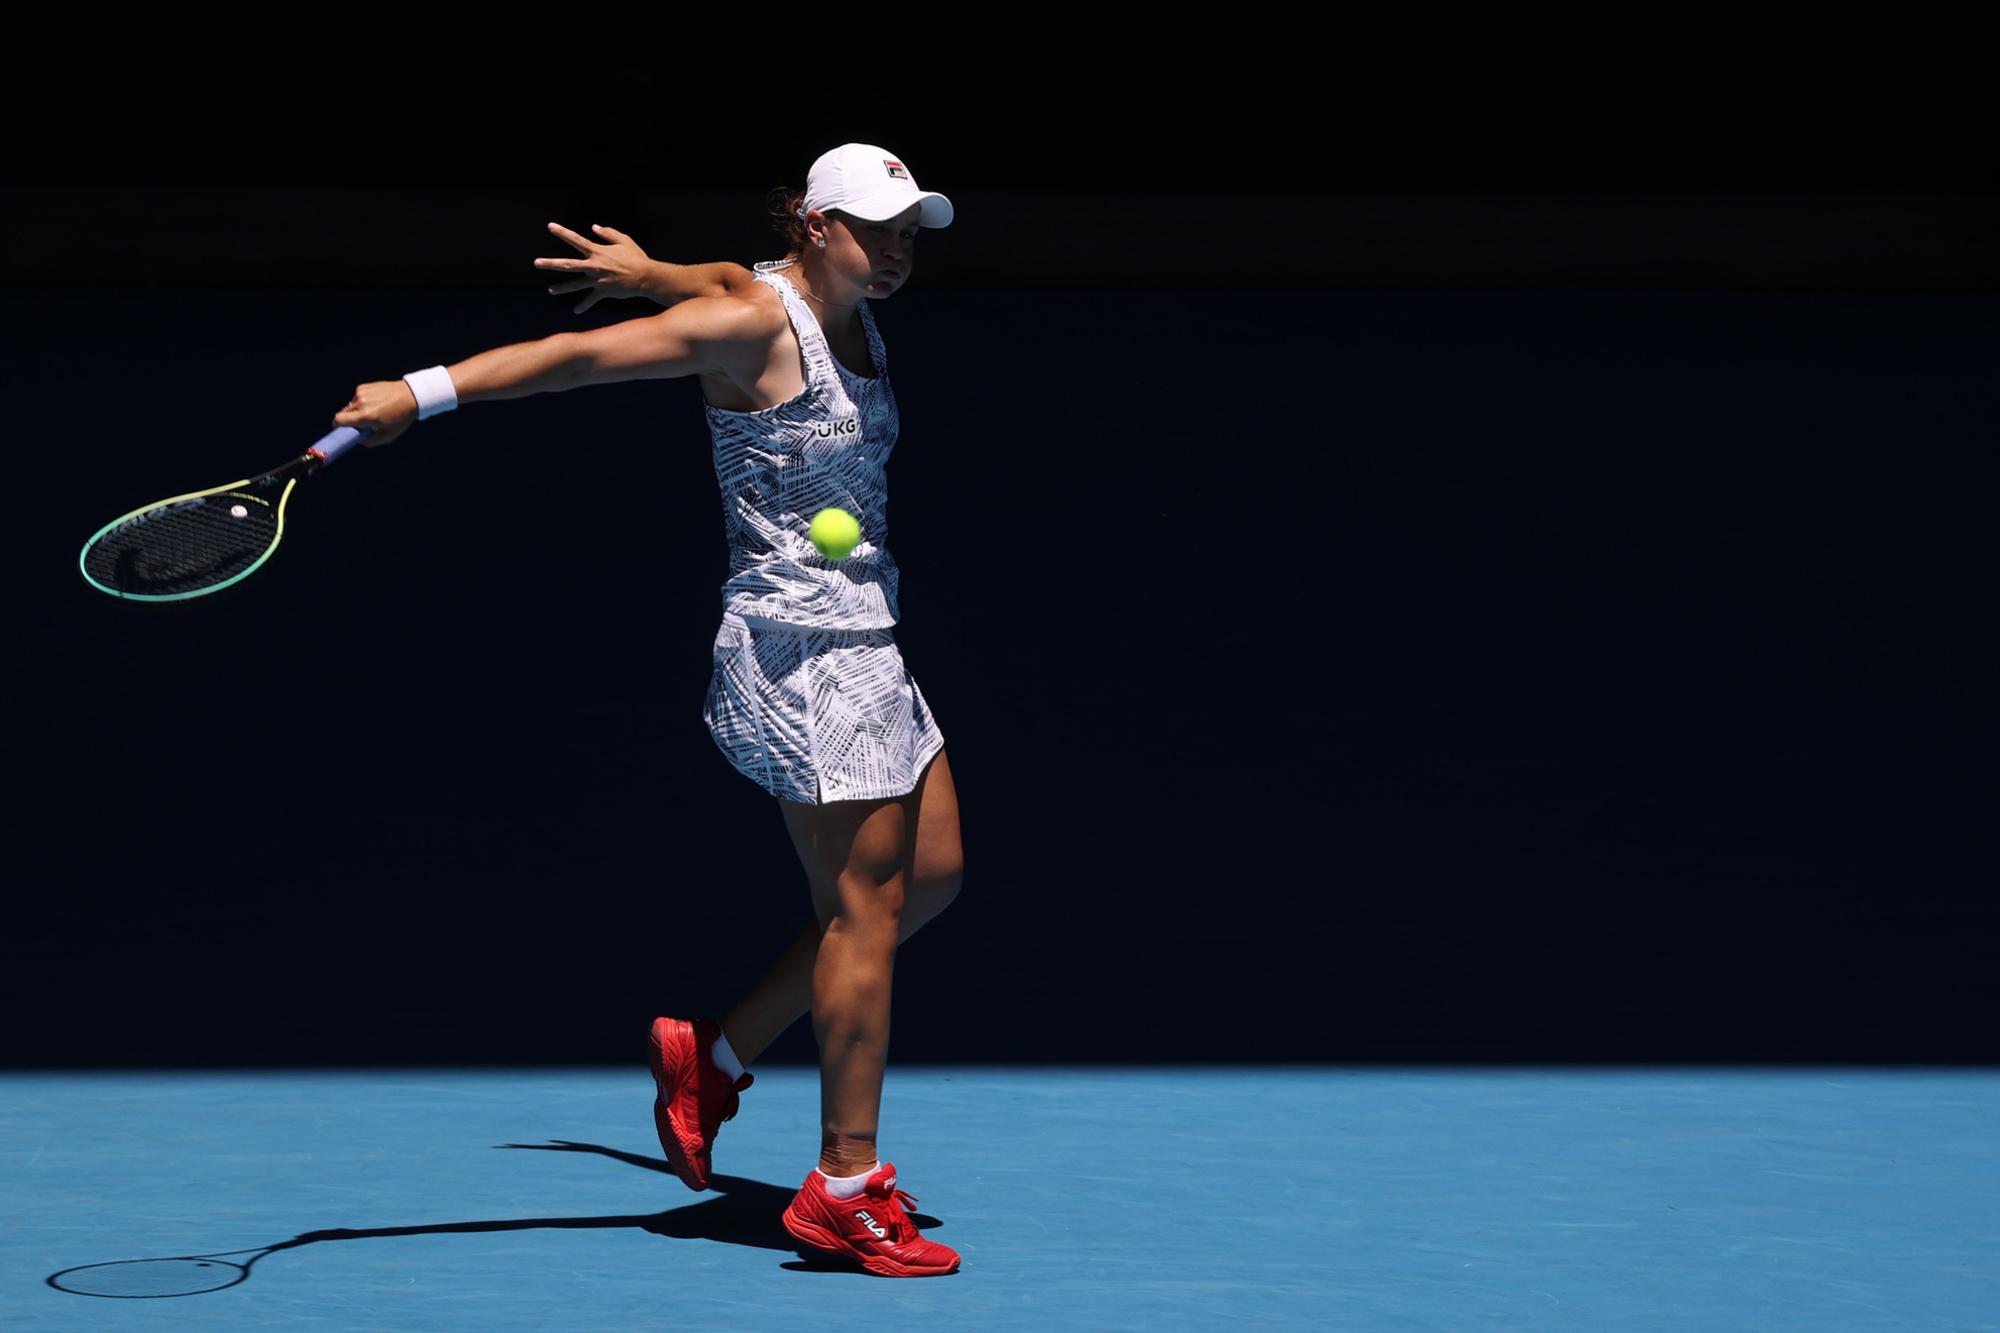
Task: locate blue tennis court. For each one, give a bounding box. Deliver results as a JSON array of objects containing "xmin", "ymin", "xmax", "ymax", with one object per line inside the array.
[{"xmin": 5, "ymin": 1066, "xmax": 1995, "ymax": 1327}]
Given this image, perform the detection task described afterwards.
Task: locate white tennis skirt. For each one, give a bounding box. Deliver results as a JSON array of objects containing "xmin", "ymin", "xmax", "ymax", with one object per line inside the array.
[{"xmin": 702, "ymin": 611, "xmax": 946, "ymax": 805}]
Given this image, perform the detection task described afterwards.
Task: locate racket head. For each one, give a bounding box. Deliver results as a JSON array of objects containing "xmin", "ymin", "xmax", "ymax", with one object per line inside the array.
[
  {"xmin": 78, "ymin": 471, "xmax": 300, "ymax": 601},
  {"xmin": 78, "ymin": 426, "xmax": 371, "ymax": 602}
]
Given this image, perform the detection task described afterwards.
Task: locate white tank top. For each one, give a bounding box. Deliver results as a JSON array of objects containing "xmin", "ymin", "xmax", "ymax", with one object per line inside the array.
[{"xmin": 704, "ymin": 258, "xmax": 902, "ymax": 630}]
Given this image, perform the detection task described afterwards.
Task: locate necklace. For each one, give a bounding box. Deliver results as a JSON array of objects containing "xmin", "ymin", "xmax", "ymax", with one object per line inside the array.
[
  {"xmin": 766, "ymin": 255, "xmax": 837, "ymax": 305},
  {"xmin": 789, "ymin": 270, "xmax": 842, "ymax": 310}
]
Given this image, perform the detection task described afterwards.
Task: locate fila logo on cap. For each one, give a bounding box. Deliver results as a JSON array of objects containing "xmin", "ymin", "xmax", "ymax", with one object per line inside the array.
[{"xmin": 883, "ymin": 160, "xmax": 908, "ymax": 180}]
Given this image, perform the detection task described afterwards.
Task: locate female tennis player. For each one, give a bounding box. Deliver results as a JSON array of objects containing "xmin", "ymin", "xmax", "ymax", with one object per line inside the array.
[{"xmin": 332, "ymin": 143, "xmax": 964, "ymax": 1278}]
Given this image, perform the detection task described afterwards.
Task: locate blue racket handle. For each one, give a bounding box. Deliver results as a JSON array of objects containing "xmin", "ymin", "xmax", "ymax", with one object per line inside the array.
[{"xmin": 308, "ymin": 425, "xmax": 373, "ymax": 465}]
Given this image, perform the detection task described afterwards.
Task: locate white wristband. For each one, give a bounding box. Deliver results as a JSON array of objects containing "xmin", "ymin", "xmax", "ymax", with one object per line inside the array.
[{"xmin": 403, "ymin": 365, "xmax": 459, "ymax": 420}]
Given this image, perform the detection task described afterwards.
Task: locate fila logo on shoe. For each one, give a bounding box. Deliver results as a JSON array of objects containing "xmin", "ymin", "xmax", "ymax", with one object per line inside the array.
[{"xmin": 853, "ymin": 1208, "xmax": 889, "ymax": 1239}]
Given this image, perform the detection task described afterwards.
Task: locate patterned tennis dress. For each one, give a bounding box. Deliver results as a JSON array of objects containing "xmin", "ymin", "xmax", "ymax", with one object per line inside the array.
[{"xmin": 700, "ymin": 259, "xmax": 945, "ymax": 805}]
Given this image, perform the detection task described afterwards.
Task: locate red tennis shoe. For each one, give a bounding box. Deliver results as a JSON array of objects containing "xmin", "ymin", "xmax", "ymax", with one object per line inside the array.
[
  {"xmin": 781, "ymin": 1161, "xmax": 961, "ymax": 1277},
  {"xmin": 647, "ymin": 1016, "xmax": 753, "ymax": 1192}
]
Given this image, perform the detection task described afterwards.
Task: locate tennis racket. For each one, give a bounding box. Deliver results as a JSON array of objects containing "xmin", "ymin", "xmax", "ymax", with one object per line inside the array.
[{"xmin": 78, "ymin": 425, "xmax": 375, "ymax": 601}]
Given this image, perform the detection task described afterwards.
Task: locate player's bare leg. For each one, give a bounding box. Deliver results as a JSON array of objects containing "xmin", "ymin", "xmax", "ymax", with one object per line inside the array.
[
  {"xmin": 800, "ymin": 792, "xmax": 903, "ymax": 1173},
  {"xmin": 719, "ymin": 749, "xmax": 963, "ymax": 1067}
]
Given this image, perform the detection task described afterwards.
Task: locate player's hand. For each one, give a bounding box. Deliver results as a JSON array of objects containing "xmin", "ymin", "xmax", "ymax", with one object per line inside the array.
[
  {"xmin": 333, "ymin": 380, "xmax": 418, "ymax": 448},
  {"xmin": 535, "ymin": 221, "xmax": 656, "ymax": 313}
]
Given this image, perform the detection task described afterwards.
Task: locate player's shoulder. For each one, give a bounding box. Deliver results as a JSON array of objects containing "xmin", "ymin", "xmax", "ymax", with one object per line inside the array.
[{"xmin": 667, "ymin": 277, "xmax": 788, "ymax": 344}]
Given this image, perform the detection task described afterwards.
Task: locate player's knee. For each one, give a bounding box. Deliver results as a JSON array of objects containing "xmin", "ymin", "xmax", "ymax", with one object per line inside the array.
[{"xmin": 834, "ymin": 869, "xmax": 906, "ymax": 926}]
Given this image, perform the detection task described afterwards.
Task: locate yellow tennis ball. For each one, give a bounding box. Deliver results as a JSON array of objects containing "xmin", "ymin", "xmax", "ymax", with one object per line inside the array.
[{"xmin": 808, "ymin": 506, "xmax": 861, "ymax": 560}]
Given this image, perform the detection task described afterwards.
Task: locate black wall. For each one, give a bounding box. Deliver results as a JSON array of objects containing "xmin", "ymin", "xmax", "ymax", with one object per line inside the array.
[{"xmin": 7, "ymin": 19, "xmax": 1994, "ymax": 1066}]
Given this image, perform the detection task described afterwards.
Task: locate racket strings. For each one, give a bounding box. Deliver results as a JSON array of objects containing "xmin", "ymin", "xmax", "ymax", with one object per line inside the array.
[{"xmin": 83, "ymin": 494, "xmax": 281, "ymax": 597}]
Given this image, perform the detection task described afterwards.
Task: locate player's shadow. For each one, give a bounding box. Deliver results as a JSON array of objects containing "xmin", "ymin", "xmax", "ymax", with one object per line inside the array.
[
  {"xmin": 47, "ymin": 1139, "xmax": 947, "ymax": 1296},
  {"xmin": 511, "ymin": 1138, "xmax": 799, "ymax": 1250}
]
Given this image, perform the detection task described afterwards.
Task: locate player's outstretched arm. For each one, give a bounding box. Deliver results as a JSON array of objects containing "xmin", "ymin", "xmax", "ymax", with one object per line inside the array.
[
  {"xmin": 331, "ymin": 292, "xmax": 777, "ymax": 446},
  {"xmin": 536, "ymin": 222, "xmax": 755, "ymax": 312}
]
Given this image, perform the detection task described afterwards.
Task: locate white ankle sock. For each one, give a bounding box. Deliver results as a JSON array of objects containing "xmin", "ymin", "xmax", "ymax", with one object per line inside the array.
[
  {"xmin": 818, "ymin": 1161, "xmax": 879, "ymax": 1199},
  {"xmin": 710, "ymin": 1032, "xmax": 746, "ymax": 1081}
]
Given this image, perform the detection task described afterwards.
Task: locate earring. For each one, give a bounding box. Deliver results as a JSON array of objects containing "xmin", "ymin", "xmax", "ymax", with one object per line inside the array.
[{"xmin": 816, "ymin": 238, "xmax": 826, "ymax": 248}]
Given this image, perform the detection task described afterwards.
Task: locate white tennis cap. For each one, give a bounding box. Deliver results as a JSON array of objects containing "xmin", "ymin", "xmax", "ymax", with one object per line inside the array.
[{"xmin": 798, "ymin": 143, "xmax": 954, "ymax": 228}]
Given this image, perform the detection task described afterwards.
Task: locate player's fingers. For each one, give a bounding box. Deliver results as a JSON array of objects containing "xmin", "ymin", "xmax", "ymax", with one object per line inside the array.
[
  {"xmin": 546, "ymin": 220, "xmax": 597, "ymax": 254},
  {"xmin": 573, "ymin": 290, "xmax": 602, "ymax": 314},
  {"xmin": 591, "ymin": 223, "xmax": 631, "ymax": 242}
]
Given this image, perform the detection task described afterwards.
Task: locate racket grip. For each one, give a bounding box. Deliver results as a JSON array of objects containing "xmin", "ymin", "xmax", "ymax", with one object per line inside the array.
[{"xmin": 308, "ymin": 426, "xmax": 372, "ymax": 465}]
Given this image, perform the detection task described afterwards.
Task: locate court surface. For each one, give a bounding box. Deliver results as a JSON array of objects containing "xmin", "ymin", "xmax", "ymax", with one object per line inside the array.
[{"xmin": 4, "ymin": 1067, "xmax": 1995, "ymax": 1329}]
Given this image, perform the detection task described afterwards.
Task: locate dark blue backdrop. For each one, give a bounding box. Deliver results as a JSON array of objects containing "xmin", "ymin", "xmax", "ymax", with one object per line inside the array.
[{"xmin": 9, "ymin": 276, "xmax": 1992, "ymax": 1065}]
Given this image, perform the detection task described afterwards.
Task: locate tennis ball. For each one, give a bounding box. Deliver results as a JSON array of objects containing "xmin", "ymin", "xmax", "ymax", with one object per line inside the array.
[{"xmin": 808, "ymin": 507, "xmax": 862, "ymax": 560}]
